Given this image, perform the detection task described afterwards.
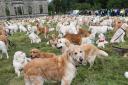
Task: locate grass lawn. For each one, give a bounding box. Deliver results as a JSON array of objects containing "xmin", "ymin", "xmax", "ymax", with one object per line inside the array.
[{"xmin": 0, "ymin": 30, "xmax": 128, "ymax": 85}]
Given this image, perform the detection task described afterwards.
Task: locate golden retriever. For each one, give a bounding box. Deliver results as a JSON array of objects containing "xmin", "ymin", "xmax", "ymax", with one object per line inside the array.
[
  {"xmin": 81, "ymin": 44, "xmax": 108, "ymax": 68},
  {"xmin": 0, "ymin": 30, "xmax": 7, "ymax": 35},
  {"xmin": 0, "ymin": 35, "xmax": 8, "ymax": 45},
  {"xmin": 56, "ymin": 38, "xmax": 108, "ymax": 68},
  {"xmin": 78, "ymin": 28, "xmax": 91, "ymax": 37},
  {"xmin": 64, "ymin": 33, "xmax": 82, "ymax": 45},
  {"xmin": 63, "ymin": 29, "xmax": 91, "ymax": 45},
  {"xmin": 48, "ymin": 35, "xmax": 58, "ymax": 48},
  {"xmin": 24, "ymin": 45, "xmax": 85, "ymax": 85},
  {"xmin": 30, "ymin": 48, "xmax": 56, "ymax": 59},
  {"xmin": 36, "ymin": 23, "xmax": 49, "ymax": 38}
]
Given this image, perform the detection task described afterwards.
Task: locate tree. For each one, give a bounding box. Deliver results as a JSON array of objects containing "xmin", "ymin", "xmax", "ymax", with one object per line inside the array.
[
  {"xmin": 52, "ymin": 0, "xmax": 62, "ymax": 13},
  {"xmin": 48, "ymin": 0, "xmax": 128, "ymax": 14},
  {"xmin": 5, "ymin": 5, "xmax": 10, "ymax": 16},
  {"xmin": 107, "ymin": 0, "xmax": 128, "ymax": 8}
]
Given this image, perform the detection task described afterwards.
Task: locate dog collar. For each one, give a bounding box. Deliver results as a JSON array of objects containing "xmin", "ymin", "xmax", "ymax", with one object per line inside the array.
[
  {"xmin": 31, "ymin": 56, "xmax": 40, "ymax": 59},
  {"xmin": 99, "ymin": 40, "xmax": 105, "ymax": 42}
]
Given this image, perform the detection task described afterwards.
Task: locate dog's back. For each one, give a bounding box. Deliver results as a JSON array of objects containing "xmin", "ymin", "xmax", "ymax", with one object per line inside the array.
[
  {"xmin": 40, "ymin": 52, "xmax": 56, "ymax": 59},
  {"xmin": 78, "ymin": 29, "xmax": 91, "ymax": 37},
  {"xmin": 64, "ymin": 33, "xmax": 82, "ymax": 45}
]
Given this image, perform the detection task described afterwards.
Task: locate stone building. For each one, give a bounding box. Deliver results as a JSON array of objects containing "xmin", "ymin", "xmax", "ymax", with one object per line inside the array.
[{"xmin": 0, "ymin": 0, "xmax": 48, "ymax": 18}]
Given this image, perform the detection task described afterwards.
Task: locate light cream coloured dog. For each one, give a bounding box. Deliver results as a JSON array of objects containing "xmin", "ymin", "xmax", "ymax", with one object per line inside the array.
[
  {"xmin": 24, "ymin": 45, "xmax": 85, "ymax": 85},
  {"xmin": 13, "ymin": 51, "xmax": 31, "ymax": 77},
  {"xmin": 56, "ymin": 38, "xmax": 108, "ymax": 68},
  {"xmin": 81, "ymin": 44, "xmax": 108, "ymax": 68}
]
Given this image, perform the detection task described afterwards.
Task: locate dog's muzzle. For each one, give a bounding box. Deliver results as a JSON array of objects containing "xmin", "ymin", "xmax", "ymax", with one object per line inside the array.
[
  {"xmin": 79, "ymin": 57, "xmax": 83, "ymax": 64},
  {"xmin": 57, "ymin": 46, "xmax": 62, "ymax": 49},
  {"xmin": 30, "ymin": 55, "xmax": 40, "ymax": 59}
]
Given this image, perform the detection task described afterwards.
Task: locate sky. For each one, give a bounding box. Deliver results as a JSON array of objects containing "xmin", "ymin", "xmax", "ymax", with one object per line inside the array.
[{"xmin": 48, "ymin": 0, "xmax": 52, "ymax": 2}]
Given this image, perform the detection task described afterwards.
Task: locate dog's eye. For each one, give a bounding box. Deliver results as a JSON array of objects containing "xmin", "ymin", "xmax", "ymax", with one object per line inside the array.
[
  {"xmin": 32, "ymin": 52, "xmax": 37, "ymax": 53},
  {"xmin": 80, "ymin": 51, "xmax": 82, "ymax": 53},
  {"xmin": 74, "ymin": 52, "xmax": 77, "ymax": 55},
  {"xmin": 60, "ymin": 41, "xmax": 62, "ymax": 43}
]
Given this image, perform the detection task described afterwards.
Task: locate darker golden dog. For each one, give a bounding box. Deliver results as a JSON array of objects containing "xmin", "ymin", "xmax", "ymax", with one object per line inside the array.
[
  {"xmin": 64, "ymin": 29, "xmax": 91, "ymax": 45},
  {"xmin": 78, "ymin": 28, "xmax": 91, "ymax": 37},
  {"xmin": 64, "ymin": 33, "xmax": 82, "ymax": 45},
  {"xmin": 0, "ymin": 34, "xmax": 8, "ymax": 45},
  {"xmin": 36, "ymin": 23, "xmax": 49, "ymax": 38},
  {"xmin": 30, "ymin": 48, "xmax": 55, "ymax": 59}
]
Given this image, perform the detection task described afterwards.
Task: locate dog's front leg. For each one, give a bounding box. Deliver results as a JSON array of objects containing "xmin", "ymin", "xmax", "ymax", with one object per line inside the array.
[
  {"xmin": 87, "ymin": 55, "xmax": 96, "ymax": 69},
  {"xmin": 61, "ymin": 69, "xmax": 76, "ymax": 85},
  {"xmin": 31, "ymin": 39, "xmax": 34, "ymax": 44},
  {"xmin": 0, "ymin": 53, "xmax": 2, "ymax": 59},
  {"xmin": 15, "ymin": 69, "xmax": 20, "ymax": 77},
  {"xmin": 6, "ymin": 52, "xmax": 9, "ymax": 59},
  {"xmin": 24, "ymin": 78, "xmax": 32, "ymax": 85},
  {"xmin": 30, "ymin": 40, "xmax": 32, "ymax": 44},
  {"xmin": 102, "ymin": 44, "xmax": 105, "ymax": 48},
  {"xmin": 44, "ymin": 33, "xmax": 47, "ymax": 39},
  {"xmin": 31, "ymin": 76, "xmax": 44, "ymax": 85},
  {"xmin": 61, "ymin": 78, "xmax": 72, "ymax": 85}
]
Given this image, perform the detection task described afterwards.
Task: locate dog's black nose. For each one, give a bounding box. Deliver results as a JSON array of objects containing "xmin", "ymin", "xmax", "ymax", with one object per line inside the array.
[
  {"xmin": 79, "ymin": 57, "xmax": 83, "ymax": 62},
  {"xmin": 55, "ymin": 44, "xmax": 57, "ymax": 46},
  {"xmin": 30, "ymin": 55, "xmax": 33, "ymax": 59}
]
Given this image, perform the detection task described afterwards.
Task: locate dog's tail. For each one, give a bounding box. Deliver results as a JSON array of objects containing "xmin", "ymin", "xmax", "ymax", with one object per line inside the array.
[{"xmin": 97, "ymin": 50, "xmax": 108, "ymax": 57}]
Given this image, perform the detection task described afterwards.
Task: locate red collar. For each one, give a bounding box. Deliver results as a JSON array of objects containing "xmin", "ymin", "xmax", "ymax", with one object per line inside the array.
[{"xmin": 99, "ymin": 40, "xmax": 105, "ymax": 42}]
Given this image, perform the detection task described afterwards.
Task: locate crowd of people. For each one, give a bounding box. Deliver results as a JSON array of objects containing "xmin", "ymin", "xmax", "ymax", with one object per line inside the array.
[{"xmin": 79, "ymin": 8, "xmax": 128, "ymax": 16}]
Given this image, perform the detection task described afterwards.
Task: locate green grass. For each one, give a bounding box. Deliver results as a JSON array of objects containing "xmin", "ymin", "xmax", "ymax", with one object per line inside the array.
[{"xmin": 0, "ymin": 29, "xmax": 128, "ymax": 85}]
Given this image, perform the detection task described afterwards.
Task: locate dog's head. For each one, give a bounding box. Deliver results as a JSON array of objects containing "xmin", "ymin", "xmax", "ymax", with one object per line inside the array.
[
  {"xmin": 66, "ymin": 45, "xmax": 85, "ymax": 65},
  {"xmin": 48, "ymin": 34, "xmax": 58, "ymax": 48},
  {"xmin": 14, "ymin": 51, "xmax": 26, "ymax": 62},
  {"xmin": 56, "ymin": 38, "xmax": 70, "ymax": 49},
  {"xmin": 108, "ymin": 26, "xmax": 113, "ymax": 30},
  {"xmin": 30, "ymin": 48, "xmax": 41, "ymax": 59},
  {"xmin": 49, "ymin": 38, "xmax": 58, "ymax": 48}
]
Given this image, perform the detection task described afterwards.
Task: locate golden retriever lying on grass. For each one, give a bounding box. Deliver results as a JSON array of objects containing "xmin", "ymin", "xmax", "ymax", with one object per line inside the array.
[
  {"xmin": 24, "ymin": 45, "xmax": 85, "ymax": 85},
  {"xmin": 30, "ymin": 48, "xmax": 56, "ymax": 59}
]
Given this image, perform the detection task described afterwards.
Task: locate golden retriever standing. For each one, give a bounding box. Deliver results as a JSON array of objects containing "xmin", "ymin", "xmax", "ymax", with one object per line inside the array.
[
  {"xmin": 24, "ymin": 45, "xmax": 85, "ymax": 85},
  {"xmin": 55, "ymin": 38, "xmax": 108, "ymax": 68},
  {"xmin": 36, "ymin": 24, "xmax": 49, "ymax": 39},
  {"xmin": 81, "ymin": 44, "xmax": 108, "ymax": 68}
]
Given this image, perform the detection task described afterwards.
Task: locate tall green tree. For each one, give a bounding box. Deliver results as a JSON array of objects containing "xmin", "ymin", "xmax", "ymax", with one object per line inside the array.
[
  {"xmin": 107, "ymin": 0, "xmax": 128, "ymax": 8},
  {"xmin": 48, "ymin": 0, "xmax": 128, "ymax": 14}
]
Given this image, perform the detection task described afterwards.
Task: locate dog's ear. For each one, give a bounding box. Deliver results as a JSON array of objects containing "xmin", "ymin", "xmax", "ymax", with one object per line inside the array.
[
  {"xmin": 66, "ymin": 48, "xmax": 72, "ymax": 58},
  {"xmin": 65, "ymin": 39, "xmax": 71, "ymax": 47},
  {"xmin": 49, "ymin": 34, "xmax": 56, "ymax": 40},
  {"xmin": 36, "ymin": 50, "xmax": 41, "ymax": 57},
  {"xmin": 66, "ymin": 45, "xmax": 74, "ymax": 57}
]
